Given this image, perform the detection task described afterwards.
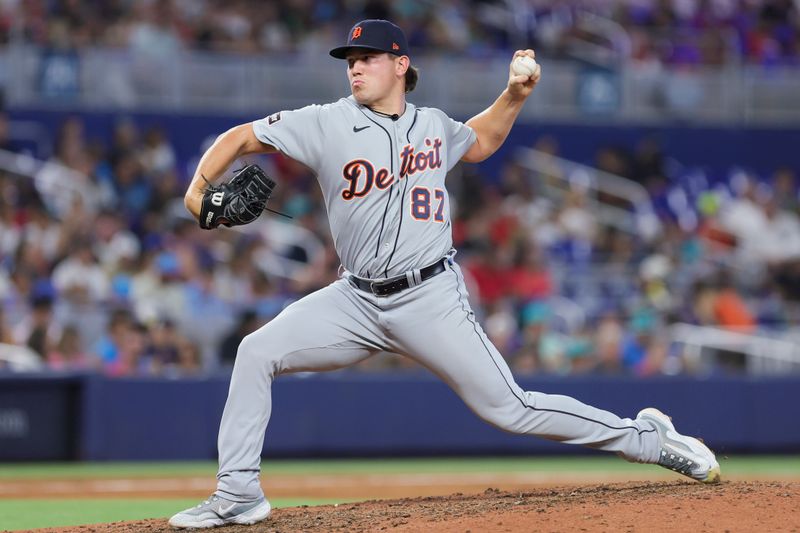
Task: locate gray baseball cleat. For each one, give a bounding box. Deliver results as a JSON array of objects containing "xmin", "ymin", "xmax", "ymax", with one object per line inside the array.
[
  {"xmin": 637, "ymin": 407, "xmax": 721, "ymax": 484},
  {"xmin": 168, "ymin": 493, "xmax": 271, "ymax": 529}
]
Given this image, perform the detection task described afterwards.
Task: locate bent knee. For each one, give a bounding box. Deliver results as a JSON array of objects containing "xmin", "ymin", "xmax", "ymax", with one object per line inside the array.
[
  {"xmin": 235, "ymin": 330, "xmax": 282, "ymax": 376},
  {"xmin": 236, "ymin": 333, "xmax": 260, "ymax": 361},
  {"xmin": 472, "ymin": 395, "xmax": 539, "ymax": 435}
]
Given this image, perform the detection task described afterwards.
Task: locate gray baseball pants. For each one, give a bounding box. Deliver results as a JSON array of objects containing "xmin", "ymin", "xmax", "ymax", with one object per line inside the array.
[{"xmin": 216, "ymin": 259, "xmax": 661, "ymax": 501}]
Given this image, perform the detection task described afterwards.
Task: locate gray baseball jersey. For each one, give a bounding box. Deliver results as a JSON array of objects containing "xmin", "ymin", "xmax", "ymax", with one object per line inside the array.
[
  {"xmin": 252, "ymin": 96, "xmax": 473, "ymax": 279},
  {"xmin": 214, "ymin": 97, "xmax": 662, "ymax": 501}
]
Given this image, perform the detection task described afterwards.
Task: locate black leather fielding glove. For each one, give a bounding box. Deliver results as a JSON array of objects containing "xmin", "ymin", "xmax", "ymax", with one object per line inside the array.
[{"xmin": 199, "ymin": 164, "xmax": 276, "ymax": 229}]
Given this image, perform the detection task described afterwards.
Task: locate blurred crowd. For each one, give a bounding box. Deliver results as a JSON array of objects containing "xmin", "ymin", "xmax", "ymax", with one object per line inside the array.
[
  {"xmin": 1, "ymin": 106, "xmax": 799, "ymax": 379},
  {"xmin": 0, "ymin": 0, "xmax": 798, "ymax": 65}
]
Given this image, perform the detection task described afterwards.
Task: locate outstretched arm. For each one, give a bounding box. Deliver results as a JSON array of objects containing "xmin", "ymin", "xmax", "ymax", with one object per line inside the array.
[
  {"xmin": 461, "ymin": 49, "xmax": 541, "ymax": 164},
  {"xmin": 184, "ymin": 123, "xmax": 277, "ymax": 219}
]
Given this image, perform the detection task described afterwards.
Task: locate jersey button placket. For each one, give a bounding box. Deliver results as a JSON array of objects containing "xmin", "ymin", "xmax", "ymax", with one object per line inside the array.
[{"xmin": 382, "ymin": 120, "xmax": 404, "ymax": 274}]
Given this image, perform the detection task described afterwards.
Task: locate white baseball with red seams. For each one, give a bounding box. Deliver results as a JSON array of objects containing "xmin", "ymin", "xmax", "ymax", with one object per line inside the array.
[{"xmin": 512, "ymin": 55, "xmax": 538, "ymax": 78}]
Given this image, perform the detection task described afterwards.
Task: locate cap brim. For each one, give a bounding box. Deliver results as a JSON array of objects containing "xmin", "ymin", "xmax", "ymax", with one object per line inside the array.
[{"xmin": 329, "ymin": 45, "xmax": 401, "ymax": 59}]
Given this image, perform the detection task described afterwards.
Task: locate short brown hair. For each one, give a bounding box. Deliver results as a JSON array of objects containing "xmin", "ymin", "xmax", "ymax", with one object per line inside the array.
[{"xmin": 405, "ymin": 65, "xmax": 418, "ymax": 93}]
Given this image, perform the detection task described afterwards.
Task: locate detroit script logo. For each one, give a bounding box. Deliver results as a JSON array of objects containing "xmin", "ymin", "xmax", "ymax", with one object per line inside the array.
[{"xmin": 341, "ymin": 138, "xmax": 443, "ymax": 200}]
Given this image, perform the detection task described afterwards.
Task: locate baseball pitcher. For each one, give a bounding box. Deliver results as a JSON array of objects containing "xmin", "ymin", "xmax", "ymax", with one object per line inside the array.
[{"xmin": 169, "ymin": 19, "xmax": 720, "ymax": 529}]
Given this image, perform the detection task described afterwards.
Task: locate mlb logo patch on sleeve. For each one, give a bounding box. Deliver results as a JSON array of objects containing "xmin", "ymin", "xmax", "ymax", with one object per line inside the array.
[{"xmin": 268, "ymin": 112, "xmax": 281, "ymax": 125}]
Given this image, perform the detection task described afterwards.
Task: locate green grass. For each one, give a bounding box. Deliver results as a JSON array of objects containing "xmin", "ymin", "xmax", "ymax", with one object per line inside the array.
[
  {"xmin": 0, "ymin": 498, "xmax": 350, "ymax": 531},
  {"xmin": 1, "ymin": 455, "xmax": 799, "ymax": 479},
  {"xmin": 0, "ymin": 456, "xmax": 797, "ymax": 531}
]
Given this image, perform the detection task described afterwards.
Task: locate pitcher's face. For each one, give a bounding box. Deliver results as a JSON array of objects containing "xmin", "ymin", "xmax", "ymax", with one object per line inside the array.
[{"xmin": 346, "ymin": 50, "xmax": 400, "ymax": 105}]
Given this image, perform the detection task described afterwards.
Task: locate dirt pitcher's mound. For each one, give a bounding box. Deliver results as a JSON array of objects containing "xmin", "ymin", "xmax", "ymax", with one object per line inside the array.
[{"xmin": 35, "ymin": 481, "xmax": 799, "ymax": 533}]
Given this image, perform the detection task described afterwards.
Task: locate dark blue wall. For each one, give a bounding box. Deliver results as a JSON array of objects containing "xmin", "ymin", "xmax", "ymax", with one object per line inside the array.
[
  {"xmin": 0, "ymin": 376, "xmax": 81, "ymax": 460},
  {"xmin": 1, "ymin": 373, "xmax": 798, "ymax": 460}
]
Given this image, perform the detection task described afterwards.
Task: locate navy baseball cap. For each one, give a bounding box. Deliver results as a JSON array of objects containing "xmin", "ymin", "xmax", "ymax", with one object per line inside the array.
[{"xmin": 329, "ymin": 19, "xmax": 410, "ymax": 59}]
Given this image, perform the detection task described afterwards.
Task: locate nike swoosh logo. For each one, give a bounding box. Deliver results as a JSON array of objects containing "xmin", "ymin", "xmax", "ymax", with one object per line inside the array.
[
  {"xmin": 353, "ymin": 125, "xmax": 370, "ymax": 133},
  {"xmin": 219, "ymin": 503, "xmax": 237, "ymax": 515}
]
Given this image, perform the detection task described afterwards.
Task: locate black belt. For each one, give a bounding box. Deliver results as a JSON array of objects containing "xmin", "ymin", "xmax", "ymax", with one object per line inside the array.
[{"xmin": 350, "ymin": 258, "xmax": 448, "ymax": 296}]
